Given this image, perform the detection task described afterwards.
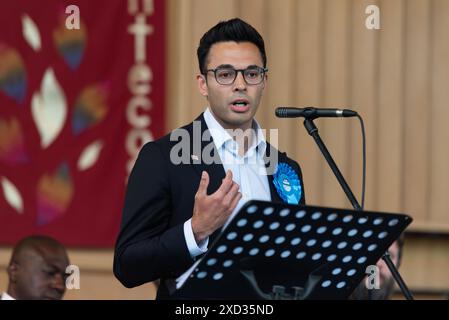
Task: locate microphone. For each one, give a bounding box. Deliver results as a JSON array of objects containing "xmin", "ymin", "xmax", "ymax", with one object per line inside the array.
[{"xmin": 275, "ymin": 107, "xmax": 358, "ymax": 119}]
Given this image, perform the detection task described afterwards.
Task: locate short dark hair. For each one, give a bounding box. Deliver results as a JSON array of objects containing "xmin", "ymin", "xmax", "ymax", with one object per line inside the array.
[
  {"xmin": 197, "ymin": 18, "xmax": 267, "ymax": 75},
  {"xmin": 9, "ymin": 235, "xmax": 66, "ymax": 265}
]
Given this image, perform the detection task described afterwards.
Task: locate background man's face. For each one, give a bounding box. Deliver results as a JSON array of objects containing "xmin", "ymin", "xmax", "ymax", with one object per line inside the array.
[
  {"xmin": 376, "ymin": 241, "xmax": 400, "ymax": 286},
  {"xmin": 197, "ymin": 41, "xmax": 266, "ymax": 130},
  {"xmin": 351, "ymin": 241, "xmax": 401, "ymax": 300},
  {"xmin": 13, "ymin": 246, "xmax": 69, "ymax": 300}
]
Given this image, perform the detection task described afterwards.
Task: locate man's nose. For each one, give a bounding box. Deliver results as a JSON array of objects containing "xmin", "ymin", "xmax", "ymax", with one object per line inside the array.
[{"xmin": 233, "ymin": 71, "xmax": 247, "ymax": 91}]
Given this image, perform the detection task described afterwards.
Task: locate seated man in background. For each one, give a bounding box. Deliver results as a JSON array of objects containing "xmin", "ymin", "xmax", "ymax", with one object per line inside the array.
[
  {"xmin": 350, "ymin": 236, "xmax": 404, "ymax": 300},
  {"xmin": 1, "ymin": 235, "xmax": 70, "ymax": 300}
]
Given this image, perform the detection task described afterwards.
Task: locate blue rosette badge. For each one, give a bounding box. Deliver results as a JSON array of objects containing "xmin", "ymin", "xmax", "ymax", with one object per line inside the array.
[{"xmin": 273, "ymin": 163, "xmax": 302, "ymax": 205}]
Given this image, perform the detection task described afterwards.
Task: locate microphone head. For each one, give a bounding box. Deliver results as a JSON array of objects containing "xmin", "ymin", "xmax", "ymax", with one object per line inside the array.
[{"xmin": 275, "ymin": 107, "xmax": 289, "ymax": 118}]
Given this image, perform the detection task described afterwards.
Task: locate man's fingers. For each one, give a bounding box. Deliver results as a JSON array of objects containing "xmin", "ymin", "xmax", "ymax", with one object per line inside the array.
[
  {"xmin": 222, "ymin": 182, "xmax": 240, "ymax": 205},
  {"xmin": 229, "ymin": 192, "xmax": 242, "ymax": 212},
  {"xmin": 196, "ymin": 171, "xmax": 210, "ymax": 195},
  {"xmin": 216, "ymin": 170, "xmax": 234, "ymax": 196}
]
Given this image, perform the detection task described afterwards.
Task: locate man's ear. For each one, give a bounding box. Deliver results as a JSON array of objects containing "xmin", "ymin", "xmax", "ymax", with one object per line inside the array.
[
  {"xmin": 197, "ymin": 74, "xmax": 208, "ymax": 98},
  {"xmin": 7, "ymin": 262, "xmax": 19, "ymax": 283}
]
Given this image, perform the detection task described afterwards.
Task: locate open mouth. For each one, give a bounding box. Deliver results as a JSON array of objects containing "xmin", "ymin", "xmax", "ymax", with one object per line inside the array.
[{"xmin": 230, "ymin": 99, "xmax": 250, "ymax": 112}]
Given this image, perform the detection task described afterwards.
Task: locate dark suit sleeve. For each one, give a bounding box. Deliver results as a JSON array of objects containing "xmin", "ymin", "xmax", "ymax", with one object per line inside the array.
[{"xmin": 113, "ymin": 142, "xmax": 194, "ymax": 288}]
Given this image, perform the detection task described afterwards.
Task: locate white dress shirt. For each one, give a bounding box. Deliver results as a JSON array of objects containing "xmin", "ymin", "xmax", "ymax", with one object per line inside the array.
[{"xmin": 183, "ymin": 108, "xmax": 271, "ymax": 258}]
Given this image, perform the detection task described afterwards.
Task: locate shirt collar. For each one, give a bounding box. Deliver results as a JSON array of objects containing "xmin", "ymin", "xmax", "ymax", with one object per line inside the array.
[{"xmin": 203, "ymin": 108, "xmax": 267, "ymax": 157}]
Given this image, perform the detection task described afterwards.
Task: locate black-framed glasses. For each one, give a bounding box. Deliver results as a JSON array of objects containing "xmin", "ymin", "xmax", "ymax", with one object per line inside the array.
[{"xmin": 205, "ymin": 66, "xmax": 268, "ymax": 85}]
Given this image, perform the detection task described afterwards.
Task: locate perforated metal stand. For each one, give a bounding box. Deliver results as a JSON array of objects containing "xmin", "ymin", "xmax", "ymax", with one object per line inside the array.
[{"xmin": 173, "ymin": 200, "xmax": 412, "ymax": 300}]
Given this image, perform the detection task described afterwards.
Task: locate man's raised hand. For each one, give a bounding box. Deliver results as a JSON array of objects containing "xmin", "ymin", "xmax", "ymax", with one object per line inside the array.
[{"xmin": 191, "ymin": 170, "xmax": 242, "ymax": 243}]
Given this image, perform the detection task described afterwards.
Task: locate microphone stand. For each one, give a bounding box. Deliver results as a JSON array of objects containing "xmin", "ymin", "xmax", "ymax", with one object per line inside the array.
[{"xmin": 303, "ymin": 118, "xmax": 414, "ymax": 300}]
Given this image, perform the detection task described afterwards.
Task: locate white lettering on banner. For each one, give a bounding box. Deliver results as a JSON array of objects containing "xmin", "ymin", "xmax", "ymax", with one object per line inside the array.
[{"xmin": 126, "ymin": 0, "xmax": 155, "ymax": 177}]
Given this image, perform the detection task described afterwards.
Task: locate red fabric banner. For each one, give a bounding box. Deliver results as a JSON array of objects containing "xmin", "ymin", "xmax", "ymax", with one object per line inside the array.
[{"xmin": 0, "ymin": 0, "xmax": 165, "ymax": 246}]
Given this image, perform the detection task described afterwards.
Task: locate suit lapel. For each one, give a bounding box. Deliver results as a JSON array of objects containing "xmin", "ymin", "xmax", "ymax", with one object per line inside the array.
[{"xmin": 188, "ymin": 114, "xmax": 226, "ymax": 194}]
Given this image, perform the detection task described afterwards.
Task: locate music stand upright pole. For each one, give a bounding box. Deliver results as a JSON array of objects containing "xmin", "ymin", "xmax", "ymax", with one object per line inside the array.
[{"xmin": 302, "ymin": 118, "xmax": 414, "ymax": 300}]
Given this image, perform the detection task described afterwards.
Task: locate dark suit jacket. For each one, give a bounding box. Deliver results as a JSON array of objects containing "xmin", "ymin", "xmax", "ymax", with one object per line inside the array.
[{"xmin": 113, "ymin": 113, "xmax": 305, "ymax": 299}]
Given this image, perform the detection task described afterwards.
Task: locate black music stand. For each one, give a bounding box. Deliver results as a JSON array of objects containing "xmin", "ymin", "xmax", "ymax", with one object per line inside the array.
[{"xmin": 172, "ymin": 200, "xmax": 412, "ymax": 300}]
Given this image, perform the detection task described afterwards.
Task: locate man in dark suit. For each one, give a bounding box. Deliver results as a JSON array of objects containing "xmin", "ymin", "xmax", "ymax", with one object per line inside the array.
[{"xmin": 113, "ymin": 18, "xmax": 305, "ymax": 299}]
